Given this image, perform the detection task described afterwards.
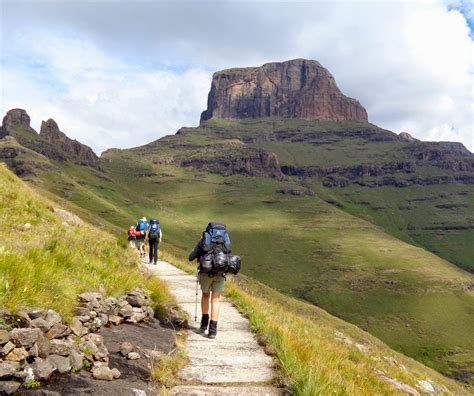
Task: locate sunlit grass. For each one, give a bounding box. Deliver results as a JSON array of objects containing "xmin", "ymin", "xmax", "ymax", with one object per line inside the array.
[{"xmin": 0, "ymin": 164, "xmax": 173, "ymax": 319}]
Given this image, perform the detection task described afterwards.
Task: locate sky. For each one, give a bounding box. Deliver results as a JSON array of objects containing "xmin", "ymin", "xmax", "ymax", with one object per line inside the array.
[{"xmin": 1, "ymin": 0, "xmax": 473, "ymax": 154}]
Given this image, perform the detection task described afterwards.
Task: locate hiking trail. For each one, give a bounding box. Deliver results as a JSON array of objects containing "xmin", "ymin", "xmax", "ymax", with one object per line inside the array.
[{"xmin": 144, "ymin": 259, "xmax": 282, "ymax": 396}]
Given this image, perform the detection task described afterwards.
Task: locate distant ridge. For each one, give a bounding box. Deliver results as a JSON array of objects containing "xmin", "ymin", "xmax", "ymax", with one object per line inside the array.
[{"xmin": 0, "ymin": 108, "xmax": 99, "ymax": 168}]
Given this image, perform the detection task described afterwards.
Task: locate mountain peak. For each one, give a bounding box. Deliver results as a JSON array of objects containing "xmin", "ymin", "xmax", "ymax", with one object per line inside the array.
[
  {"xmin": 200, "ymin": 59, "xmax": 368, "ymax": 123},
  {"xmin": 39, "ymin": 118, "xmax": 100, "ymax": 166},
  {"xmin": 1, "ymin": 109, "xmax": 36, "ymax": 137},
  {"xmin": 40, "ymin": 118, "xmax": 63, "ymax": 138}
]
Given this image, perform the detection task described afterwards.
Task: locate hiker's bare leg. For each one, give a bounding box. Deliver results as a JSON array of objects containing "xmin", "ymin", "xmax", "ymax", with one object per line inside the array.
[
  {"xmin": 201, "ymin": 291, "xmax": 210, "ymax": 315},
  {"xmin": 210, "ymin": 291, "xmax": 221, "ymax": 321}
]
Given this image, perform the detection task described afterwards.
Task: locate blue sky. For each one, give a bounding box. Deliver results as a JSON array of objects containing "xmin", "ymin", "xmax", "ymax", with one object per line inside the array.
[{"xmin": 1, "ymin": 0, "xmax": 473, "ymax": 153}]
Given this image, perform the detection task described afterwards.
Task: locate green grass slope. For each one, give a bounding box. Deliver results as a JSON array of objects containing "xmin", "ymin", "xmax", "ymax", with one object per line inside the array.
[
  {"xmin": 174, "ymin": 118, "xmax": 474, "ymax": 273},
  {"xmin": 1, "ymin": 119, "xmax": 473, "ymax": 384},
  {"xmin": 0, "ymin": 163, "xmax": 172, "ymax": 319}
]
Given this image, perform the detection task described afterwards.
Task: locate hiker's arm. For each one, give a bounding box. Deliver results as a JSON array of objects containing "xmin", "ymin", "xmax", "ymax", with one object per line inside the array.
[{"xmin": 188, "ymin": 240, "xmax": 201, "ymax": 261}]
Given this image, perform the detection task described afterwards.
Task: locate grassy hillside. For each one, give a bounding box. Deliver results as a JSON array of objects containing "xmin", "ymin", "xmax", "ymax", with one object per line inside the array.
[
  {"xmin": 174, "ymin": 118, "xmax": 474, "ymax": 273},
  {"xmin": 0, "ymin": 164, "xmax": 172, "ymax": 319},
  {"xmin": 1, "ymin": 164, "xmax": 470, "ymax": 394},
  {"xmin": 1, "ymin": 119, "xmax": 473, "ymax": 384}
]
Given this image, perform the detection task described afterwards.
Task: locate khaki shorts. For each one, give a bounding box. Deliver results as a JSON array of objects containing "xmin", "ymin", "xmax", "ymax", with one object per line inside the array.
[{"xmin": 199, "ymin": 273, "xmax": 225, "ymax": 293}]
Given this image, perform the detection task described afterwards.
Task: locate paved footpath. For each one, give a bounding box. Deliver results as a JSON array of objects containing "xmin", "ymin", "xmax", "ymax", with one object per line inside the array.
[{"xmin": 144, "ymin": 259, "xmax": 283, "ymax": 396}]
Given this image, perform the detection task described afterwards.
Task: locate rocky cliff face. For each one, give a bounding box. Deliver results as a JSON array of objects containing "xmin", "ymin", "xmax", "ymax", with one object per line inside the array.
[
  {"xmin": 0, "ymin": 109, "xmax": 99, "ymax": 169},
  {"xmin": 200, "ymin": 59, "xmax": 368, "ymax": 123},
  {"xmin": 437, "ymin": 142, "xmax": 472, "ymax": 156},
  {"xmin": 40, "ymin": 119, "xmax": 99, "ymax": 167},
  {"xmin": 1, "ymin": 109, "xmax": 37, "ymax": 138}
]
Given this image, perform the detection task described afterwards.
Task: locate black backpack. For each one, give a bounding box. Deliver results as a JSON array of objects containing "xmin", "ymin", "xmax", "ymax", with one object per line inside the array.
[{"xmin": 199, "ymin": 223, "xmax": 240, "ymax": 275}]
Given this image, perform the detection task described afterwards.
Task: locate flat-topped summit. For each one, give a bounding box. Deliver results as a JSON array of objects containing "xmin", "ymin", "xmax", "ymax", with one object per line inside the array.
[{"xmin": 200, "ymin": 59, "xmax": 368, "ymax": 123}]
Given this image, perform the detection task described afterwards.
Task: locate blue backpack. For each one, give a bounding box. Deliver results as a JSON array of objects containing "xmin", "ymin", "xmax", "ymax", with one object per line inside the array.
[
  {"xmin": 203, "ymin": 222, "xmax": 231, "ymax": 253},
  {"xmin": 148, "ymin": 219, "xmax": 160, "ymax": 241},
  {"xmin": 136, "ymin": 220, "xmax": 147, "ymax": 232}
]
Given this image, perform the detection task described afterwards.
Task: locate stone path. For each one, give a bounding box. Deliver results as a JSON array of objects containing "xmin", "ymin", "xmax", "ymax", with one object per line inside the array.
[{"xmin": 144, "ymin": 259, "xmax": 282, "ymax": 396}]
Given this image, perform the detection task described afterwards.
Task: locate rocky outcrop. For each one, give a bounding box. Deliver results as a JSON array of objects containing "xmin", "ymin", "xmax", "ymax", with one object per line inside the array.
[
  {"xmin": 0, "ymin": 110, "xmax": 100, "ymax": 169},
  {"xmin": 1, "ymin": 109, "xmax": 36, "ymax": 137},
  {"xmin": 200, "ymin": 59, "xmax": 368, "ymax": 123},
  {"xmin": 177, "ymin": 150, "xmax": 283, "ymax": 178},
  {"xmin": 0, "ymin": 289, "xmax": 154, "ymax": 392},
  {"xmin": 399, "ymin": 132, "xmax": 418, "ymax": 142},
  {"xmin": 40, "ymin": 119, "xmax": 100, "ymax": 167},
  {"xmin": 437, "ymin": 142, "xmax": 472, "ymax": 156}
]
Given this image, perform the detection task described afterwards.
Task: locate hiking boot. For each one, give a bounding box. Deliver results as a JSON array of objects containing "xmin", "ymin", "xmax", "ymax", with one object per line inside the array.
[
  {"xmin": 153, "ymin": 261, "xmax": 157, "ymax": 265},
  {"xmin": 199, "ymin": 314, "xmax": 209, "ymax": 334},
  {"xmin": 208, "ymin": 320, "xmax": 217, "ymax": 339}
]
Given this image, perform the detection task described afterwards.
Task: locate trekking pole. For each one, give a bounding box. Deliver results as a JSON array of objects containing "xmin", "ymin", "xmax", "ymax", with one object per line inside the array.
[{"xmin": 195, "ymin": 276, "xmax": 198, "ymax": 322}]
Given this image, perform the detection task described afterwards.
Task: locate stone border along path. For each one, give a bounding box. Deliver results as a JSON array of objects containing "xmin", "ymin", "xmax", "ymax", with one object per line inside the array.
[{"xmin": 144, "ymin": 259, "xmax": 283, "ymax": 396}]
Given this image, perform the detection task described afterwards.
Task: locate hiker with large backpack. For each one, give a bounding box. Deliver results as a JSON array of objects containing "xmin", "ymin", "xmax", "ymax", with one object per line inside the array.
[
  {"xmin": 188, "ymin": 222, "xmax": 240, "ymax": 339},
  {"xmin": 147, "ymin": 218, "xmax": 162, "ymax": 265},
  {"xmin": 135, "ymin": 217, "xmax": 149, "ymax": 258}
]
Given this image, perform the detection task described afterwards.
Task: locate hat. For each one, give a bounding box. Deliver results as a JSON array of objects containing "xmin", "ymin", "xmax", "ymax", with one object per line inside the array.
[{"xmin": 141, "ymin": 217, "xmax": 147, "ymax": 221}]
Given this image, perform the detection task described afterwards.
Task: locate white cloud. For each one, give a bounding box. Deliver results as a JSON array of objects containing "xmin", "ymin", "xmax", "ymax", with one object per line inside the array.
[
  {"xmin": 1, "ymin": 1, "xmax": 473, "ymax": 153},
  {"xmin": 1, "ymin": 32, "xmax": 211, "ymax": 153}
]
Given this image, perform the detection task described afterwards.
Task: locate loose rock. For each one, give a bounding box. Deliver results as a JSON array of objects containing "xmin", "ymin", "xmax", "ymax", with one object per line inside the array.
[
  {"xmin": 92, "ymin": 366, "xmax": 118, "ymax": 381},
  {"xmin": 126, "ymin": 293, "xmax": 145, "ymax": 308},
  {"xmin": 5, "ymin": 347, "xmax": 29, "ymax": 362},
  {"xmin": 28, "ymin": 308, "xmax": 46, "ymax": 320},
  {"xmin": 28, "ymin": 343, "xmax": 39, "ymax": 358},
  {"xmin": 49, "ymin": 339, "xmax": 73, "ymax": 356},
  {"xmin": 46, "ymin": 323, "xmax": 69, "ymax": 339},
  {"xmin": 118, "ymin": 304, "xmax": 134, "ymax": 318},
  {"xmin": 31, "ymin": 357, "xmax": 55, "ymax": 380},
  {"xmin": 9, "ymin": 328, "xmax": 42, "ymax": 347},
  {"xmin": 0, "ymin": 361, "xmax": 20, "ymax": 378},
  {"xmin": 31, "ymin": 317, "xmax": 53, "ymax": 332},
  {"xmin": 127, "ymin": 352, "xmax": 140, "ymax": 360},
  {"xmin": 127, "ymin": 312, "xmax": 147, "ymax": 323},
  {"xmin": 0, "ymin": 329, "xmax": 10, "ymax": 344},
  {"xmin": 111, "ymin": 368, "xmax": 121, "ymax": 379},
  {"xmin": 1, "ymin": 341, "xmax": 15, "ymax": 356},
  {"xmin": 36, "ymin": 335, "xmax": 51, "ymax": 358},
  {"xmin": 109, "ymin": 315, "xmax": 123, "ymax": 326},
  {"xmin": 120, "ymin": 341, "xmax": 134, "ymax": 356},
  {"xmin": 78, "ymin": 292, "xmax": 102, "ymax": 303},
  {"xmin": 45, "ymin": 309, "xmax": 62, "ymax": 325},
  {"xmin": 70, "ymin": 317, "xmax": 89, "ymax": 337},
  {"xmin": 0, "ymin": 380, "xmax": 21, "ymax": 395},
  {"xmin": 48, "ymin": 354, "xmax": 72, "ymax": 374},
  {"xmin": 69, "ymin": 350, "xmax": 84, "ymax": 371}
]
